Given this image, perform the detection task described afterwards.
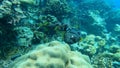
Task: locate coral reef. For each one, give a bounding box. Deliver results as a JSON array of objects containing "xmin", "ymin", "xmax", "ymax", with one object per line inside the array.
[
  {"xmin": 113, "ymin": 24, "xmax": 120, "ymax": 38},
  {"xmin": 10, "ymin": 41, "xmax": 93, "ymax": 68},
  {"xmin": 0, "ymin": 0, "xmax": 120, "ymax": 68},
  {"xmin": 43, "ymin": 0, "xmax": 71, "ymax": 21},
  {"xmin": 0, "ymin": 0, "xmax": 12, "ymax": 18},
  {"xmin": 14, "ymin": 27, "xmax": 33, "ymax": 46},
  {"xmin": 70, "ymin": 35, "xmax": 106, "ymax": 56},
  {"xmin": 91, "ymin": 54, "xmax": 113, "ymax": 68},
  {"xmin": 70, "ymin": 34, "xmax": 120, "ymax": 68},
  {"xmin": 37, "ymin": 14, "xmax": 60, "ymax": 35},
  {"xmin": 0, "ymin": 16, "xmax": 15, "ymax": 48},
  {"xmin": 32, "ymin": 31, "xmax": 46, "ymax": 44},
  {"xmin": 106, "ymin": 9, "xmax": 120, "ymax": 32}
]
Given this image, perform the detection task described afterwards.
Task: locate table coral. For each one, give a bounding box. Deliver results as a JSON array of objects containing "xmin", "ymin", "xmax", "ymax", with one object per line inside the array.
[{"xmin": 10, "ymin": 41, "xmax": 93, "ymax": 68}]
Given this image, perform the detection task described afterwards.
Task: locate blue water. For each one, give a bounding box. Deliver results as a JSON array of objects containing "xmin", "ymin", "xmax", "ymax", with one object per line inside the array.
[{"xmin": 104, "ymin": 0, "xmax": 120, "ymax": 9}]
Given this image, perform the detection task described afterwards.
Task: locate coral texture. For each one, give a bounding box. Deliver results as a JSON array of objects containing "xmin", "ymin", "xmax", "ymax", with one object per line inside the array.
[
  {"xmin": 10, "ymin": 41, "xmax": 93, "ymax": 68},
  {"xmin": 14, "ymin": 27, "xmax": 33, "ymax": 46}
]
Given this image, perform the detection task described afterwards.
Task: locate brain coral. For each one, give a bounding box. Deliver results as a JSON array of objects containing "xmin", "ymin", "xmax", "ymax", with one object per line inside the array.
[{"xmin": 10, "ymin": 41, "xmax": 93, "ymax": 68}]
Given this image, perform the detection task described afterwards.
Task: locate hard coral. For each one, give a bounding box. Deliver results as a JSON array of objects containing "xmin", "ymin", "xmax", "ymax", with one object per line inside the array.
[
  {"xmin": 70, "ymin": 35, "xmax": 107, "ymax": 57},
  {"xmin": 43, "ymin": 0, "xmax": 71, "ymax": 21},
  {"xmin": 14, "ymin": 27, "xmax": 33, "ymax": 46},
  {"xmin": 37, "ymin": 15, "xmax": 59, "ymax": 36},
  {"xmin": 10, "ymin": 41, "xmax": 93, "ymax": 68},
  {"xmin": 0, "ymin": 0, "xmax": 12, "ymax": 18}
]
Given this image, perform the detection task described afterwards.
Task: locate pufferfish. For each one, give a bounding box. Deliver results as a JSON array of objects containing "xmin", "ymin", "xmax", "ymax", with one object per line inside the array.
[{"xmin": 64, "ymin": 28, "xmax": 87, "ymax": 44}]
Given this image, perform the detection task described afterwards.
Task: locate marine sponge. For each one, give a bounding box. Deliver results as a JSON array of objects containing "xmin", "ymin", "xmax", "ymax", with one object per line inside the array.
[{"xmin": 10, "ymin": 41, "xmax": 93, "ymax": 68}]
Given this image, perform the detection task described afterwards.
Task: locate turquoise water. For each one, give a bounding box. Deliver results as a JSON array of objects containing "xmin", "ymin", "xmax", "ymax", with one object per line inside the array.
[{"xmin": 104, "ymin": 0, "xmax": 120, "ymax": 9}]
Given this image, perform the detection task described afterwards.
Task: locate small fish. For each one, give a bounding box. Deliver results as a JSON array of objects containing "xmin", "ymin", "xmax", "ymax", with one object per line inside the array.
[{"xmin": 11, "ymin": 54, "xmax": 21, "ymax": 61}]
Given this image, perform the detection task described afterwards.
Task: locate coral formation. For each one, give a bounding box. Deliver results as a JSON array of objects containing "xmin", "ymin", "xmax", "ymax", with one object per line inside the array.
[
  {"xmin": 70, "ymin": 34, "xmax": 107, "ymax": 57},
  {"xmin": 10, "ymin": 41, "xmax": 93, "ymax": 68},
  {"xmin": 70, "ymin": 34, "xmax": 120, "ymax": 68},
  {"xmin": 14, "ymin": 27, "xmax": 33, "ymax": 46},
  {"xmin": 43, "ymin": 0, "xmax": 71, "ymax": 21},
  {"xmin": 32, "ymin": 31, "xmax": 46, "ymax": 44},
  {"xmin": 37, "ymin": 14, "xmax": 62, "ymax": 36},
  {"xmin": 0, "ymin": 0, "xmax": 12, "ymax": 18},
  {"xmin": 91, "ymin": 54, "xmax": 113, "ymax": 68}
]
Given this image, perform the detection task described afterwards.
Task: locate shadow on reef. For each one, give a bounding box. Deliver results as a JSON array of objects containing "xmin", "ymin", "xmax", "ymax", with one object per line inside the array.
[
  {"xmin": 0, "ymin": 16, "xmax": 15, "ymax": 47},
  {"xmin": 0, "ymin": 16, "xmax": 16, "ymax": 60}
]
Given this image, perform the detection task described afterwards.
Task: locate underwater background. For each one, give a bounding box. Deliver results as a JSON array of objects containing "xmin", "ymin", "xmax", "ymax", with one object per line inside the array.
[{"xmin": 0, "ymin": 0, "xmax": 120, "ymax": 68}]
